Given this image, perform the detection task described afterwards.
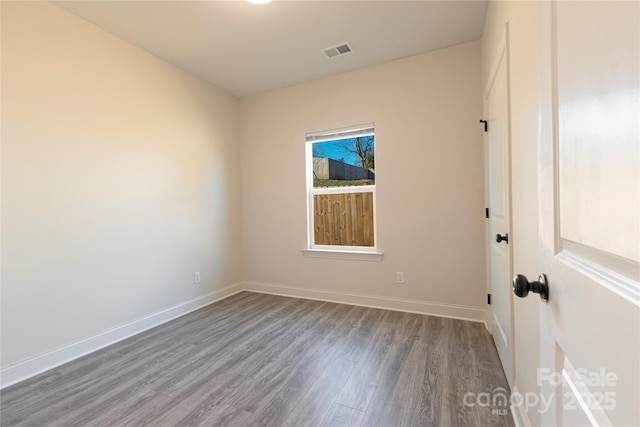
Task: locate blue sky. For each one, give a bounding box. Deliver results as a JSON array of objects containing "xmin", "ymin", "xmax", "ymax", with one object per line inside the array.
[{"xmin": 313, "ymin": 137, "xmax": 372, "ymax": 167}]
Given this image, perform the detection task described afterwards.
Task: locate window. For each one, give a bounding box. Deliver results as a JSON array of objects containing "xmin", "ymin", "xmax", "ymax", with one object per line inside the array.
[{"xmin": 305, "ymin": 124, "xmax": 377, "ymax": 253}]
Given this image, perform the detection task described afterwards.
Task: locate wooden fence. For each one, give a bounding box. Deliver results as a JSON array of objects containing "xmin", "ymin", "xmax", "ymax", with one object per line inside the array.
[{"xmin": 313, "ymin": 192, "xmax": 374, "ymax": 246}]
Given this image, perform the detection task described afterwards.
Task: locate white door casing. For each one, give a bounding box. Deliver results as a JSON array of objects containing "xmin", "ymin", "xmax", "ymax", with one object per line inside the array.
[
  {"xmin": 485, "ymin": 29, "xmax": 514, "ymax": 387},
  {"xmin": 537, "ymin": 1, "xmax": 639, "ymax": 426}
]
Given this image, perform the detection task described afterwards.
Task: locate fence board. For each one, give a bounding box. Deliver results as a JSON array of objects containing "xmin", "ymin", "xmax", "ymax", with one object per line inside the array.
[{"xmin": 313, "ymin": 192, "xmax": 374, "ymax": 247}]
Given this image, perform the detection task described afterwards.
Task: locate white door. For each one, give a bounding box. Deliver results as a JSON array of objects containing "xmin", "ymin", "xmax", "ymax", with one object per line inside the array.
[
  {"xmin": 486, "ymin": 35, "xmax": 514, "ymax": 387},
  {"xmin": 536, "ymin": 1, "xmax": 639, "ymax": 425}
]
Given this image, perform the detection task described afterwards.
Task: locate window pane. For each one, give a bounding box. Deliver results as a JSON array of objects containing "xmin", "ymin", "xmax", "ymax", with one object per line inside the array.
[
  {"xmin": 313, "ymin": 192, "xmax": 374, "ymax": 247},
  {"xmin": 312, "ymin": 136, "xmax": 375, "ymax": 188}
]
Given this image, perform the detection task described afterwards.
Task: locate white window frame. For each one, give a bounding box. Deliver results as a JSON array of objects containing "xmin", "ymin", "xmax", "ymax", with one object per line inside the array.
[{"xmin": 304, "ymin": 124, "xmax": 382, "ymax": 260}]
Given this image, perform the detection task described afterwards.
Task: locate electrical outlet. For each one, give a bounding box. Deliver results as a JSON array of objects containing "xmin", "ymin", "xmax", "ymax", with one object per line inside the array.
[
  {"xmin": 194, "ymin": 272, "xmax": 201, "ymax": 284},
  {"xmin": 396, "ymin": 272, "xmax": 405, "ymax": 284}
]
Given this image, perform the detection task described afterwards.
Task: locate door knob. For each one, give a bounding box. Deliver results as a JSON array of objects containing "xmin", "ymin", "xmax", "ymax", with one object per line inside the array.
[
  {"xmin": 512, "ymin": 274, "xmax": 549, "ymax": 302},
  {"xmin": 496, "ymin": 233, "xmax": 509, "ymax": 244}
]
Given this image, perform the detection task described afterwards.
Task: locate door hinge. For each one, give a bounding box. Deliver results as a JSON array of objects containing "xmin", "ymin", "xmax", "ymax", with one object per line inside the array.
[
  {"xmin": 479, "ymin": 119, "xmax": 488, "ymax": 132},
  {"xmin": 485, "ymin": 208, "xmax": 489, "ymax": 219},
  {"xmin": 487, "ymin": 293, "xmax": 491, "ymax": 305}
]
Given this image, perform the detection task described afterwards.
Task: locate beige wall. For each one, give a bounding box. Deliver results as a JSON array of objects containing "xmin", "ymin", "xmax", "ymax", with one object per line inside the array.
[
  {"xmin": 1, "ymin": 1, "xmax": 242, "ymax": 375},
  {"xmin": 482, "ymin": 2, "xmax": 540, "ymax": 426},
  {"xmin": 240, "ymin": 41, "xmax": 486, "ymax": 310}
]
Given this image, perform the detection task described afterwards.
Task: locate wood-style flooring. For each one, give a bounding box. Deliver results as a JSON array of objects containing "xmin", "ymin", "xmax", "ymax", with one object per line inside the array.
[{"xmin": 1, "ymin": 292, "xmax": 514, "ymax": 426}]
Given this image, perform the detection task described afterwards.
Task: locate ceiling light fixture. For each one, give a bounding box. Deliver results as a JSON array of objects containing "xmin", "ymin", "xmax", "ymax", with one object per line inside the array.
[{"xmin": 248, "ymin": 0, "xmax": 271, "ymax": 4}]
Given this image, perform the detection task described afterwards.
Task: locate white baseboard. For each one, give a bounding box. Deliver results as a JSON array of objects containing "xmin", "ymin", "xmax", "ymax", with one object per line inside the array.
[
  {"xmin": 485, "ymin": 305, "xmax": 493, "ymax": 332},
  {"xmin": 243, "ymin": 281, "xmax": 486, "ymax": 323},
  {"xmin": 0, "ymin": 283, "xmax": 243, "ymax": 389},
  {"xmin": 510, "ymin": 386, "xmax": 532, "ymax": 427}
]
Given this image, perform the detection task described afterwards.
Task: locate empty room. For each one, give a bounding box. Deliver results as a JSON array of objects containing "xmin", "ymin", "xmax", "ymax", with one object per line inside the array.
[{"xmin": 1, "ymin": 1, "xmax": 638, "ymax": 426}]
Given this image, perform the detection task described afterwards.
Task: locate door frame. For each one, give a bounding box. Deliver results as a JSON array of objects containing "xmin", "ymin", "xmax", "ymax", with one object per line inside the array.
[{"xmin": 484, "ymin": 24, "xmax": 516, "ymax": 387}]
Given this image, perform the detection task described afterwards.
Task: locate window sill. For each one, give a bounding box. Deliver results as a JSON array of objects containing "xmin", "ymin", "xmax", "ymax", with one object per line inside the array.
[{"xmin": 302, "ymin": 248, "xmax": 384, "ymax": 262}]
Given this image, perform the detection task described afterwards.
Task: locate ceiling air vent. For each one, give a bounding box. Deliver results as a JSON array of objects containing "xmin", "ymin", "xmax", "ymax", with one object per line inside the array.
[{"xmin": 322, "ymin": 42, "xmax": 352, "ymax": 59}]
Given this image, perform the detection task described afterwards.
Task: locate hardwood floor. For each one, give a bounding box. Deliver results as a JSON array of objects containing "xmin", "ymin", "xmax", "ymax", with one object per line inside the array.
[{"xmin": 1, "ymin": 292, "xmax": 514, "ymax": 426}]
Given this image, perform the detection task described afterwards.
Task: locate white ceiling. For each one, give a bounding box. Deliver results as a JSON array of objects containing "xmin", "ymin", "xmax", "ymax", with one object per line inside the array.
[{"xmin": 55, "ymin": 0, "xmax": 488, "ymax": 98}]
